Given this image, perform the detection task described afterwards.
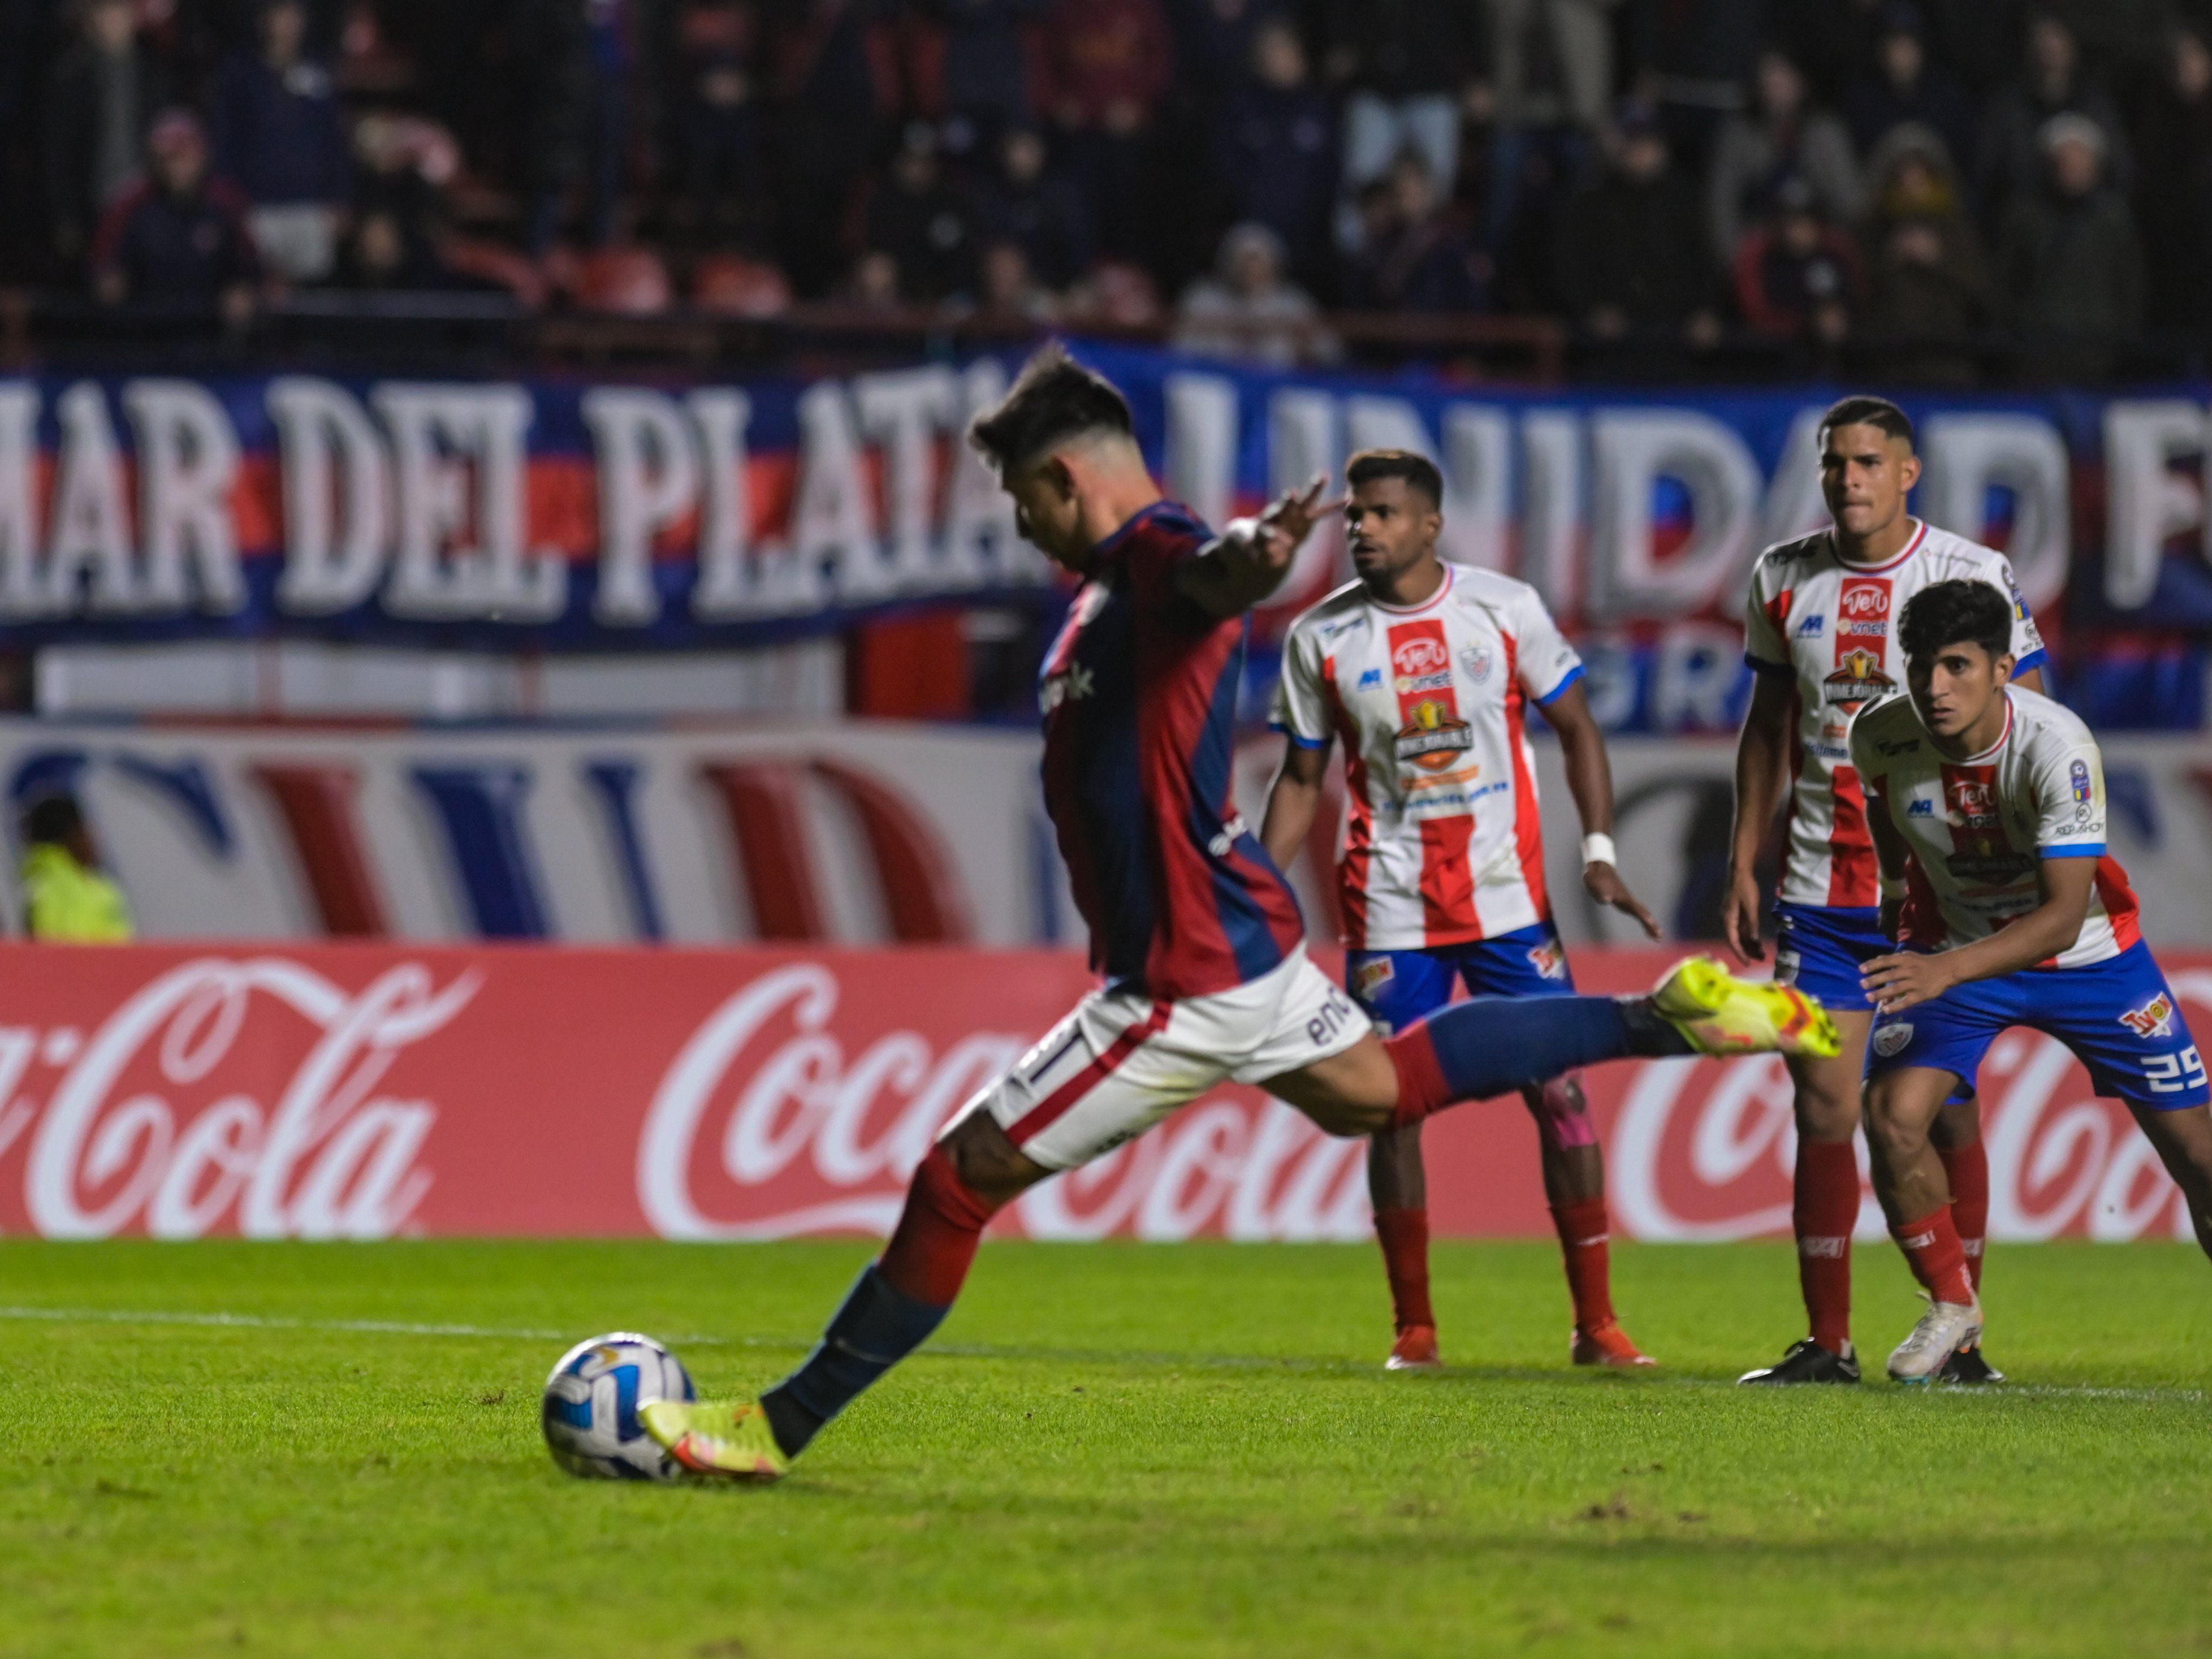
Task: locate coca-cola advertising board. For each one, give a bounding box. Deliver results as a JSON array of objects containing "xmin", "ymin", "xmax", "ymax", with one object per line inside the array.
[{"xmin": 0, "ymin": 941, "xmax": 2197, "ymax": 1243}]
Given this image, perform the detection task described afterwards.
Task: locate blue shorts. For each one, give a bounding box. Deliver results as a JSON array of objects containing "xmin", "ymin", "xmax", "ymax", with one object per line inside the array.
[
  {"xmin": 1345, "ymin": 921, "xmax": 1575, "ymax": 1034},
  {"xmin": 1866, "ymin": 942, "xmax": 2210, "ymax": 1111},
  {"xmin": 1773, "ymin": 901, "xmax": 1889, "ymax": 1013}
]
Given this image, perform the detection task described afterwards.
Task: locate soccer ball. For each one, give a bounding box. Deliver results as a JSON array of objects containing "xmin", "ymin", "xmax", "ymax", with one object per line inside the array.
[{"xmin": 541, "ymin": 1332, "xmax": 697, "ymax": 1481}]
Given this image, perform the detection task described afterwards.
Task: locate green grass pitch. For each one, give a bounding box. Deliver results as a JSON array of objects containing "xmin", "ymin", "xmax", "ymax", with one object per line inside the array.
[{"xmin": 4, "ymin": 1238, "xmax": 2210, "ymax": 1659}]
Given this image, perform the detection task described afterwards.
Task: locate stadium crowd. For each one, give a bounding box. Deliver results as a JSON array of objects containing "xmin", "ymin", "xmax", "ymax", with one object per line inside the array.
[{"xmin": 1, "ymin": 0, "xmax": 2209, "ymax": 373}]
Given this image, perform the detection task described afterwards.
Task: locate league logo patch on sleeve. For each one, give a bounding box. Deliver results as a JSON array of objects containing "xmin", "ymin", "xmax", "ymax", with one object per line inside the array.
[
  {"xmin": 2069, "ymin": 758, "xmax": 2093, "ymax": 804},
  {"xmin": 2120, "ymin": 992, "xmax": 2176, "ymax": 1040},
  {"xmin": 1872, "ymin": 1022, "xmax": 1914, "ymax": 1057}
]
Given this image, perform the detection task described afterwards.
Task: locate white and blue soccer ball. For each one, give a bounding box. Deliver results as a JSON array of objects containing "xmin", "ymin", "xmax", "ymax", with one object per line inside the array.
[{"xmin": 541, "ymin": 1332, "xmax": 697, "ymax": 1481}]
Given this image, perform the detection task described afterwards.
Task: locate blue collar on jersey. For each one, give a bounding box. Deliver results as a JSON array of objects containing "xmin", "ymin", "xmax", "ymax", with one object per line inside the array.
[{"xmin": 1087, "ymin": 499, "xmax": 1209, "ymax": 568}]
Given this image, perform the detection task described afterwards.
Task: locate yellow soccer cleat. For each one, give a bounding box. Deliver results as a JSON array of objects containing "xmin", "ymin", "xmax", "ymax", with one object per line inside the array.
[
  {"xmin": 640, "ymin": 1397, "xmax": 791, "ymax": 1483},
  {"xmin": 1651, "ymin": 956, "xmax": 1840, "ymax": 1060}
]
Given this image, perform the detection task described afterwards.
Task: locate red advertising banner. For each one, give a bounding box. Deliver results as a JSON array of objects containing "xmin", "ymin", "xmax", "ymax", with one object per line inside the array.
[{"xmin": 0, "ymin": 942, "xmax": 2196, "ymax": 1242}]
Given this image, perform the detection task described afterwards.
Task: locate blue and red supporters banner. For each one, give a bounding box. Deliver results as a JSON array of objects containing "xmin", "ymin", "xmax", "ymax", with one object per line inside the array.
[{"xmin": 2, "ymin": 348, "xmax": 2210, "ymax": 725}]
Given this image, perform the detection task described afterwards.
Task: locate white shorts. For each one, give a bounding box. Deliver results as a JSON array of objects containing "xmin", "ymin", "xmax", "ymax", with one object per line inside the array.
[{"xmin": 955, "ymin": 947, "xmax": 1372, "ymax": 1171}]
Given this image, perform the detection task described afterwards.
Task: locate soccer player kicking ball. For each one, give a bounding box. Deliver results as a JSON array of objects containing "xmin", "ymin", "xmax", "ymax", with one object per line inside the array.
[
  {"xmin": 1260, "ymin": 448, "xmax": 1662, "ymax": 1374},
  {"xmin": 643, "ymin": 346, "xmax": 1839, "ymax": 1481},
  {"xmin": 1852, "ymin": 580, "xmax": 2212, "ymax": 1380},
  {"xmin": 1727, "ymin": 397, "xmax": 2048, "ymax": 1387}
]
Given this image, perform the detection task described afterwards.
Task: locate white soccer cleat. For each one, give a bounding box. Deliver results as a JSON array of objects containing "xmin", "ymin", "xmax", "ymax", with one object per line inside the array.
[{"xmin": 1886, "ymin": 1296, "xmax": 1984, "ymax": 1385}]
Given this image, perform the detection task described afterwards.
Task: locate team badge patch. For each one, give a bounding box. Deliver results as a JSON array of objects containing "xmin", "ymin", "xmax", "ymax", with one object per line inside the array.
[
  {"xmin": 1773, "ymin": 946, "xmax": 1800, "ymax": 984},
  {"xmin": 2120, "ymin": 992, "xmax": 2176, "ymax": 1040},
  {"xmin": 1352, "ymin": 956, "xmax": 1396, "ymax": 1000},
  {"xmin": 1527, "ymin": 943, "xmax": 1566, "ymax": 980},
  {"xmin": 1459, "ymin": 644, "xmax": 1493, "ymax": 684},
  {"xmin": 1872, "ymin": 1022, "xmax": 1914, "ymax": 1057},
  {"xmin": 2070, "ymin": 758, "xmax": 2093, "ymax": 804}
]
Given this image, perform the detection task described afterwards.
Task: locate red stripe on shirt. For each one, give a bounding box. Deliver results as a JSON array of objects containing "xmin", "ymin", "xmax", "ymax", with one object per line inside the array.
[{"xmin": 1504, "ymin": 632, "xmax": 1552, "ymax": 923}]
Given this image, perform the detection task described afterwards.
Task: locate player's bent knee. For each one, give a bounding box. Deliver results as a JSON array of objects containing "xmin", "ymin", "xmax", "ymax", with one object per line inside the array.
[
  {"xmin": 1523, "ymin": 1076, "xmax": 1598, "ymax": 1151},
  {"xmin": 938, "ymin": 1112, "xmax": 1053, "ymax": 1205}
]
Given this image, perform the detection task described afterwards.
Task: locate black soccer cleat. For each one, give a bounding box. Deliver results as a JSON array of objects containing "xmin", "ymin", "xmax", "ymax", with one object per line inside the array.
[
  {"xmin": 1738, "ymin": 1338, "xmax": 1862, "ymax": 1385},
  {"xmin": 1938, "ymin": 1344, "xmax": 2006, "ymax": 1385}
]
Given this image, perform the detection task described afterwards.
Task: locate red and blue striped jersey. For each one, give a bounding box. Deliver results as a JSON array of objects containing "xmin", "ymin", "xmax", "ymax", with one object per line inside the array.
[{"xmin": 1038, "ymin": 501, "xmax": 1306, "ymax": 1000}]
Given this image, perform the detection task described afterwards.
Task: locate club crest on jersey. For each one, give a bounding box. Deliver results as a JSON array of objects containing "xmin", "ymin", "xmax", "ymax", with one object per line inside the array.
[
  {"xmin": 2070, "ymin": 758, "xmax": 2093, "ymax": 804},
  {"xmin": 2121, "ymin": 992, "xmax": 2176, "ymax": 1039},
  {"xmin": 1822, "ymin": 648, "xmax": 1895, "ymax": 710},
  {"xmin": 1872, "ymin": 1021, "xmax": 1914, "ymax": 1057},
  {"xmin": 1395, "ymin": 699, "xmax": 1474, "ymax": 769},
  {"xmin": 1459, "ymin": 644, "xmax": 1494, "ymax": 683},
  {"xmin": 1527, "ymin": 942, "xmax": 1566, "ymax": 980}
]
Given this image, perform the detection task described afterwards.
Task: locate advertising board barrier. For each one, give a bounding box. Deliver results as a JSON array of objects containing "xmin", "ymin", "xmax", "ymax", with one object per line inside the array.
[{"xmin": 0, "ymin": 940, "xmax": 2194, "ymax": 1243}]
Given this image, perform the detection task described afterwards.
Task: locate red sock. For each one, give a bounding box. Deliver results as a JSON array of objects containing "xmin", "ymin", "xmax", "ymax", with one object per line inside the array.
[
  {"xmin": 1892, "ymin": 1204, "xmax": 1976, "ymax": 1306},
  {"xmin": 878, "ymin": 1145, "xmax": 1001, "ymax": 1307},
  {"xmin": 1939, "ymin": 1139, "xmax": 1990, "ymax": 1292},
  {"xmin": 1550, "ymin": 1197, "xmax": 1615, "ymax": 1330},
  {"xmin": 1373, "ymin": 1206, "xmax": 1435, "ymax": 1332},
  {"xmin": 1795, "ymin": 1137, "xmax": 1859, "ymax": 1353},
  {"xmin": 1384, "ymin": 1027, "xmax": 1450, "ymax": 1129}
]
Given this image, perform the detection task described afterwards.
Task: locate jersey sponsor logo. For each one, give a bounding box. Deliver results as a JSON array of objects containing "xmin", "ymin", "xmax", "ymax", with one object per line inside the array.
[
  {"xmin": 1394, "ymin": 670, "xmax": 1453, "ymax": 694},
  {"xmin": 1459, "ymin": 643, "xmax": 1494, "ymax": 684},
  {"xmin": 1205, "ymin": 813, "xmax": 1251, "ymax": 859},
  {"xmin": 1527, "ymin": 942, "xmax": 1567, "ymax": 980},
  {"xmin": 1357, "ymin": 667, "xmax": 1382, "ymax": 689},
  {"xmin": 1395, "ymin": 700, "xmax": 1475, "ymax": 768},
  {"xmin": 1876, "ymin": 735, "xmax": 1923, "ymax": 756},
  {"xmin": 2070, "ymin": 758, "xmax": 2093, "ymax": 804},
  {"xmin": 1944, "ymin": 775, "xmax": 1999, "ymax": 827},
  {"xmin": 1796, "ymin": 613, "xmax": 1826, "ymax": 637},
  {"xmin": 1392, "ymin": 636, "xmax": 1450, "ymax": 677},
  {"xmin": 1872, "ymin": 1021, "xmax": 1914, "ymax": 1057},
  {"xmin": 1838, "ymin": 578, "xmax": 1891, "ymax": 623},
  {"xmin": 2120, "ymin": 991, "xmax": 2176, "ymax": 1040},
  {"xmin": 1039, "ymin": 662, "xmax": 1095, "ymax": 714},
  {"xmin": 1822, "ymin": 647, "xmax": 1895, "ymax": 710},
  {"xmin": 1945, "ymin": 833, "xmax": 2036, "ymax": 885}
]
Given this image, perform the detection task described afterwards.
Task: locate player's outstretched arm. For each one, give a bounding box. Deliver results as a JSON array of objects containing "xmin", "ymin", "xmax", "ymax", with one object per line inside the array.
[
  {"xmin": 1538, "ymin": 679, "xmax": 1660, "ymax": 938},
  {"xmin": 1861, "ymin": 855, "xmax": 2095, "ymax": 1013},
  {"xmin": 1724, "ymin": 670, "xmax": 1794, "ymax": 962},
  {"xmin": 1175, "ymin": 474, "xmax": 1342, "ymax": 619},
  {"xmin": 1260, "ymin": 737, "xmax": 1331, "ymax": 874}
]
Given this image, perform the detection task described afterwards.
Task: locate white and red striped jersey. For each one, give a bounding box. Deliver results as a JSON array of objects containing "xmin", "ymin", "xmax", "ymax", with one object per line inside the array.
[
  {"xmin": 1272, "ymin": 564, "xmax": 1583, "ymax": 950},
  {"xmin": 1850, "ymin": 687, "xmax": 2137, "ymax": 968},
  {"xmin": 1743, "ymin": 521, "xmax": 2047, "ymax": 909}
]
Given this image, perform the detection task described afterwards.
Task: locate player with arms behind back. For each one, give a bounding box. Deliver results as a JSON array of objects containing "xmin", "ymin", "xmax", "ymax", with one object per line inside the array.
[
  {"xmin": 1853, "ymin": 581, "xmax": 2212, "ymax": 1378},
  {"xmin": 1262, "ymin": 449, "xmax": 1662, "ymax": 1372},
  {"xmin": 1728, "ymin": 396, "xmax": 2047, "ymax": 1386},
  {"xmin": 639, "ymin": 346, "xmax": 1839, "ymax": 1482}
]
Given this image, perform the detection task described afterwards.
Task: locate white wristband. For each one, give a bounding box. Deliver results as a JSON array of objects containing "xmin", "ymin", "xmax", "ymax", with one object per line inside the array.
[{"xmin": 1581, "ymin": 833, "xmax": 1617, "ymax": 869}]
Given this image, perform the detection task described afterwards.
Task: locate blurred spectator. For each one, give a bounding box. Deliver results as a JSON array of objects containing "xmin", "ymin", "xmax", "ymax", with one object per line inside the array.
[
  {"xmin": 1731, "ymin": 174, "xmax": 1860, "ymax": 343},
  {"xmin": 1978, "ymin": 11, "xmax": 2130, "ymax": 212},
  {"xmin": 1556, "ymin": 105, "xmax": 1717, "ymax": 341},
  {"xmin": 91, "ymin": 110, "xmax": 261, "ymax": 322},
  {"xmin": 1623, "ymin": 0, "xmax": 1764, "ymax": 173},
  {"xmin": 19, "ymin": 794, "xmax": 132, "ymax": 943},
  {"xmin": 208, "ymin": 0, "xmax": 349, "ymax": 281},
  {"xmin": 523, "ymin": 0, "xmax": 632, "ymax": 251},
  {"xmin": 1326, "ymin": 0, "xmax": 1486, "ymax": 212},
  {"xmin": 350, "ymin": 113, "xmax": 458, "ymax": 248},
  {"xmin": 1707, "ymin": 50, "xmax": 1862, "ymax": 268},
  {"xmin": 766, "ymin": 0, "xmax": 885, "ymax": 294},
  {"xmin": 1860, "ymin": 124, "xmax": 1992, "ymax": 379},
  {"xmin": 840, "ymin": 247, "xmax": 905, "ymax": 308},
  {"xmin": 332, "ymin": 208, "xmax": 490, "ymax": 291},
  {"xmin": 962, "ymin": 238, "xmax": 1061, "ymax": 324},
  {"xmin": 2132, "ymin": 26, "xmax": 2212, "ymax": 331},
  {"xmin": 43, "ymin": 0, "xmax": 176, "ymax": 271},
  {"xmin": 1343, "ymin": 152, "xmax": 1487, "ymax": 312},
  {"xmin": 1172, "ymin": 0, "xmax": 1267, "ymax": 99},
  {"xmin": 1036, "ymin": 0, "xmax": 1174, "ymax": 256},
  {"xmin": 968, "ymin": 126, "xmax": 1092, "ymax": 285},
  {"xmin": 1210, "ymin": 16, "xmax": 1337, "ymax": 282},
  {"xmin": 1173, "ymin": 220, "xmax": 1332, "ymax": 364},
  {"xmin": 1488, "ymin": 0, "xmax": 1611, "ymax": 133},
  {"xmin": 673, "ymin": 0, "xmax": 761, "ymax": 248},
  {"xmin": 1995, "ymin": 112, "xmax": 2144, "ymax": 376},
  {"xmin": 1843, "ymin": 4, "xmax": 1975, "ymax": 172},
  {"xmin": 865, "ymin": 124, "xmax": 974, "ymax": 300},
  {"xmin": 936, "ymin": 0, "xmax": 1047, "ymax": 138}
]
